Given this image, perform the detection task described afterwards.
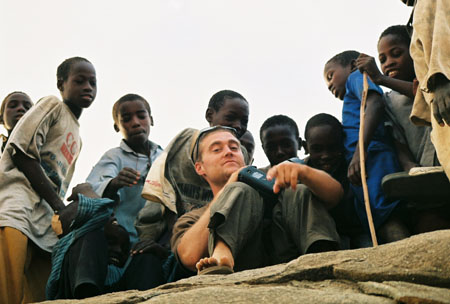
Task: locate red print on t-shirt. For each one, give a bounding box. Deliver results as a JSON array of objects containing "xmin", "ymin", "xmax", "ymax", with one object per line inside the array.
[{"xmin": 60, "ymin": 133, "xmax": 77, "ymax": 165}]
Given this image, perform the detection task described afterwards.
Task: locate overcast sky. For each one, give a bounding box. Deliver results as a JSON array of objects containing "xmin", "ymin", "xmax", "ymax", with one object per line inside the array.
[{"xmin": 1, "ymin": 0, "xmax": 412, "ymax": 199}]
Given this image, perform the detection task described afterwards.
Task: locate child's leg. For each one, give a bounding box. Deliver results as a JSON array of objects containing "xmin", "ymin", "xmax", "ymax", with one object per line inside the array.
[
  {"xmin": 378, "ymin": 214, "xmax": 410, "ymax": 243},
  {"xmin": 414, "ymin": 207, "xmax": 450, "ymax": 234},
  {"xmin": 58, "ymin": 229, "xmax": 109, "ymax": 299},
  {"xmin": 351, "ymin": 148, "xmax": 403, "ymax": 230},
  {"xmin": 0, "ymin": 226, "xmax": 28, "ymax": 304},
  {"xmin": 110, "ymin": 253, "xmax": 165, "ymax": 292},
  {"xmin": 23, "ymin": 242, "xmax": 52, "ymax": 302}
]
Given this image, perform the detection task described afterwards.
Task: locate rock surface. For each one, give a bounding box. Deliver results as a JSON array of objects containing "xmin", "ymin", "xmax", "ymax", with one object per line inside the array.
[{"xmin": 41, "ymin": 230, "xmax": 450, "ymax": 304}]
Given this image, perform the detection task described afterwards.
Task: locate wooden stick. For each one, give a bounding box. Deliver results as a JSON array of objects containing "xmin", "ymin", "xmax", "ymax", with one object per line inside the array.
[{"xmin": 359, "ymin": 72, "xmax": 378, "ymax": 247}]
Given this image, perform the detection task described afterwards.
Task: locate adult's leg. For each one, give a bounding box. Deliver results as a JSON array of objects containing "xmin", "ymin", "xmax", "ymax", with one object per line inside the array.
[
  {"xmin": 0, "ymin": 227, "xmax": 28, "ymax": 304},
  {"xmin": 271, "ymin": 185, "xmax": 340, "ymax": 264},
  {"xmin": 207, "ymin": 182, "xmax": 267, "ymax": 271}
]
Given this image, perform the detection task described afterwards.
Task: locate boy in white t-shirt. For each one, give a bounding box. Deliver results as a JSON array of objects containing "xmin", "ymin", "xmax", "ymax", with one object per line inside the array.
[{"xmin": 0, "ymin": 57, "xmax": 97, "ymax": 303}]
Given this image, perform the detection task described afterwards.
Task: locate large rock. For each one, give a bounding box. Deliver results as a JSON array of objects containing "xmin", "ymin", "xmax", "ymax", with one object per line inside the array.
[{"xmin": 41, "ymin": 230, "xmax": 450, "ymax": 304}]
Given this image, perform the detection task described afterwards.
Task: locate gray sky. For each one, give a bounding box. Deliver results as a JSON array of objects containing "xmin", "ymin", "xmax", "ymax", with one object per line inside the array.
[{"xmin": 1, "ymin": 0, "xmax": 412, "ymax": 199}]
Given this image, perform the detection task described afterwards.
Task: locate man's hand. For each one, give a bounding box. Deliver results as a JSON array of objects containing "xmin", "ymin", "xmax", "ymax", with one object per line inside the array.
[
  {"xmin": 355, "ymin": 54, "xmax": 383, "ymax": 84},
  {"xmin": 130, "ymin": 239, "xmax": 170, "ymax": 259},
  {"xmin": 432, "ymin": 80, "xmax": 450, "ymax": 126},
  {"xmin": 110, "ymin": 167, "xmax": 141, "ymax": 191},
  {"xmin": 266, "ymin": 162, "xmax": 306, "ymax": 193},
  {"xmin": 225, "ymin": 167, "xmax": 244, "ymax": 186}
]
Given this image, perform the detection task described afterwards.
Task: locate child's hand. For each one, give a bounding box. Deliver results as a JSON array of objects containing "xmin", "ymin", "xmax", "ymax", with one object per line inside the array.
[
  {"xmin": 433, "ymin": 80, "xmax": 450, "ymax": 126},
  {"xmin": 111, "ymin": 167, "xmax": 141, "ymax": 190},
  {"xmin": 67, "ymin": 183, "xmax": 99, "ymax": 201},
  {"xmin": 348, "ymin": 150, "xmax": 367, "ymax": 186},
  {"xmin": 54, "ymin": 201, "xmax": 79, "ymax": 238},
  {"xmin": 267, "ymin": 162, "xmax": 305, "ymax": 193},
  {"xmin": 130, "ymin": 239, "xmax": 170, "ymax": 259},
  {"xmin": 355, "ymin": 54, "xmax": 383, "ymax": 84}
]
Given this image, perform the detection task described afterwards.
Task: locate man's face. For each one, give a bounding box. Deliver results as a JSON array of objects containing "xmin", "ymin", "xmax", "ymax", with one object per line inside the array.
[{"xmin": 195, "ymin": 130, "xmax": 245, "ymax": 186}]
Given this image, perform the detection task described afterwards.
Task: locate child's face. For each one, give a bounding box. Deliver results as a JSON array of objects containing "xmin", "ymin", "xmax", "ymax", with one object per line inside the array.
[
  {"xmin": 207, "ymin": 98, "xmax": 249, "ymax": 138},
  {"xmin": 59, "ymin": 61, "xmax": 97, "ymax": 109},
  {"xmin": 262, "ymin": 124, "xmax": 299, "ymax": 167},
  {"xmin": 116, "ymin": 99, "xmax": 153, "ymax": 148},
  {"xmin": 239, "ymin": 131, "xmax": 255, "ymax": 161},
  {"xmin": 2, "ymin": 93, "xmax": 33, "ymax": 131},
  {"xmin": 104, "ymin": 217, "xmax": 130, "ymax": 268},
  {"xmin": 305, "ymin": 125, "xmax": 343, "ymax": 174},
  {"xmin": 378, "ymin": 34, "xmax": 415, "ymax": 82},
  {"xmin": 324, "ymin": 61, "xmax": 352, "ymax": 100}
]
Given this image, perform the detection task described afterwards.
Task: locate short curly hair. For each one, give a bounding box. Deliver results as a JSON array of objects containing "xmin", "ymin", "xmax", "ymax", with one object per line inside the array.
[
  {"xmin": 379, "ymin": 25, "xmax": 411, "ymax": 47},
  {"xmin": 208, "ymin": 90, "xmax": 247, "ymax": 112},
  {"xmin": 326, "ymin": 50, "xmax": 360, "ymax": 68},
  {"xmin": 56, "ymin": 57, "xmax": 91, "ymax": 81},
  {"xmin": 260, "ymin": 114, "xmax": 299, "ymax": 143}
]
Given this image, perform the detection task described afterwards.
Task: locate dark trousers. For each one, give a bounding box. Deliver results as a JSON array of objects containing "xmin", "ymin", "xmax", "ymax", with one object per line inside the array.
[{"xmin": 56, "ymin": 229, "xmax": 165, "ymax": 299}]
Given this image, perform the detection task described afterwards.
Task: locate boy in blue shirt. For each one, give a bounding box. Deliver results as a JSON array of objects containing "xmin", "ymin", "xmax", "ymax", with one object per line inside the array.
[
  {"xmin": 324, "ymin": 51, "xmax": 409, "ymax": 244},
  {"xmin": 51, "ymin": 94, "xmax": 165, "ymax": 299}
]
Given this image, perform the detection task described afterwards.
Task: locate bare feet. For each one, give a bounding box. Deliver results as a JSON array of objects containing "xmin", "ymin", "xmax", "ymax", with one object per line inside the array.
[{"xmin": 196, "ymin": 239, "xmax": 235, "ymax": 274}]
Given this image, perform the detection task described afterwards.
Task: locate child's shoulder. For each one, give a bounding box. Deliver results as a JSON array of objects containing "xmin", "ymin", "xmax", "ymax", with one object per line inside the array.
[
  {"xmin": 26, "ymin": 95, "xmax": 64, "ymax": 117},
  {"xmin": 35, "ymin": 95, "xmax": 62, "ymax": 108},
  {"xmin": 347, "ymin": 70, "xmax": 363, "ymax": 83},
  {"xmin": 347, "ymin": 70, "xmax": 383, "ymax": 96}
]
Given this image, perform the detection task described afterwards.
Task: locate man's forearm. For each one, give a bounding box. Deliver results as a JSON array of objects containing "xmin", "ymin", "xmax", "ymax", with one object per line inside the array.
[
  {"xmin": 12, "ymin": 149, "xmax": 65, "ymax": 211},
  {"xmin": 299, "ymin": 166, "xmax": 343, "ymax": 209},
  {"xmin": 176, "ymin": 205, "xmax": 212, "ymax": 271}
]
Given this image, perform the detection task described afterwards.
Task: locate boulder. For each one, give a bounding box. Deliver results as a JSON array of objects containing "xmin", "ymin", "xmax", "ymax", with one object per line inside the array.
[{"xmin": 41, "ymin": 230, "xmax": 450, "ymax": 304}]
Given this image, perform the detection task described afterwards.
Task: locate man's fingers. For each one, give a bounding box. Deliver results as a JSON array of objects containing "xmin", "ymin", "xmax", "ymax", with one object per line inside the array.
[
  {"xmin": 266, "ymin": 167, "xmax": 278, "ymax": 181},
  {"xmin": 290, "ymin": 169, "xmax": 298, "ymax": 190}
]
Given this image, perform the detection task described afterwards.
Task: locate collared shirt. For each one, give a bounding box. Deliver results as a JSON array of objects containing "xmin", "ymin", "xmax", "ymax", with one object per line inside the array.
[{"xmin": 86, "ymin": 139, "xmax": 163, "ymax": 244}]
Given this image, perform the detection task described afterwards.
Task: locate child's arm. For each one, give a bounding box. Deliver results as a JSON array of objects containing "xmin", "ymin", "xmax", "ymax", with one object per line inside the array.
[
  {"xmin": 102, "ymin": 167, "xmax": 140, "ymax": 200},
  {"xmin": 356, "ymin": 54, "xmax": 414, "ymax": 98},
  {"xmin": 348, "ymin": 91, "xmax": 385, "ymax": 186},
  {"xmin": 392, "ymin": 139, "xmax": 418, "ymax": 172},
  {"xmin": 12, "ymin": 149, "xmax": 66, "ymax": 211}
]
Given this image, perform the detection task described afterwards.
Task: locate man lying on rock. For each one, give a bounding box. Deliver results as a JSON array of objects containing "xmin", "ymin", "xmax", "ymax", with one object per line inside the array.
[{"xmin": 170, "ymin": 126, "xmax": 343, "ymax": 275}]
